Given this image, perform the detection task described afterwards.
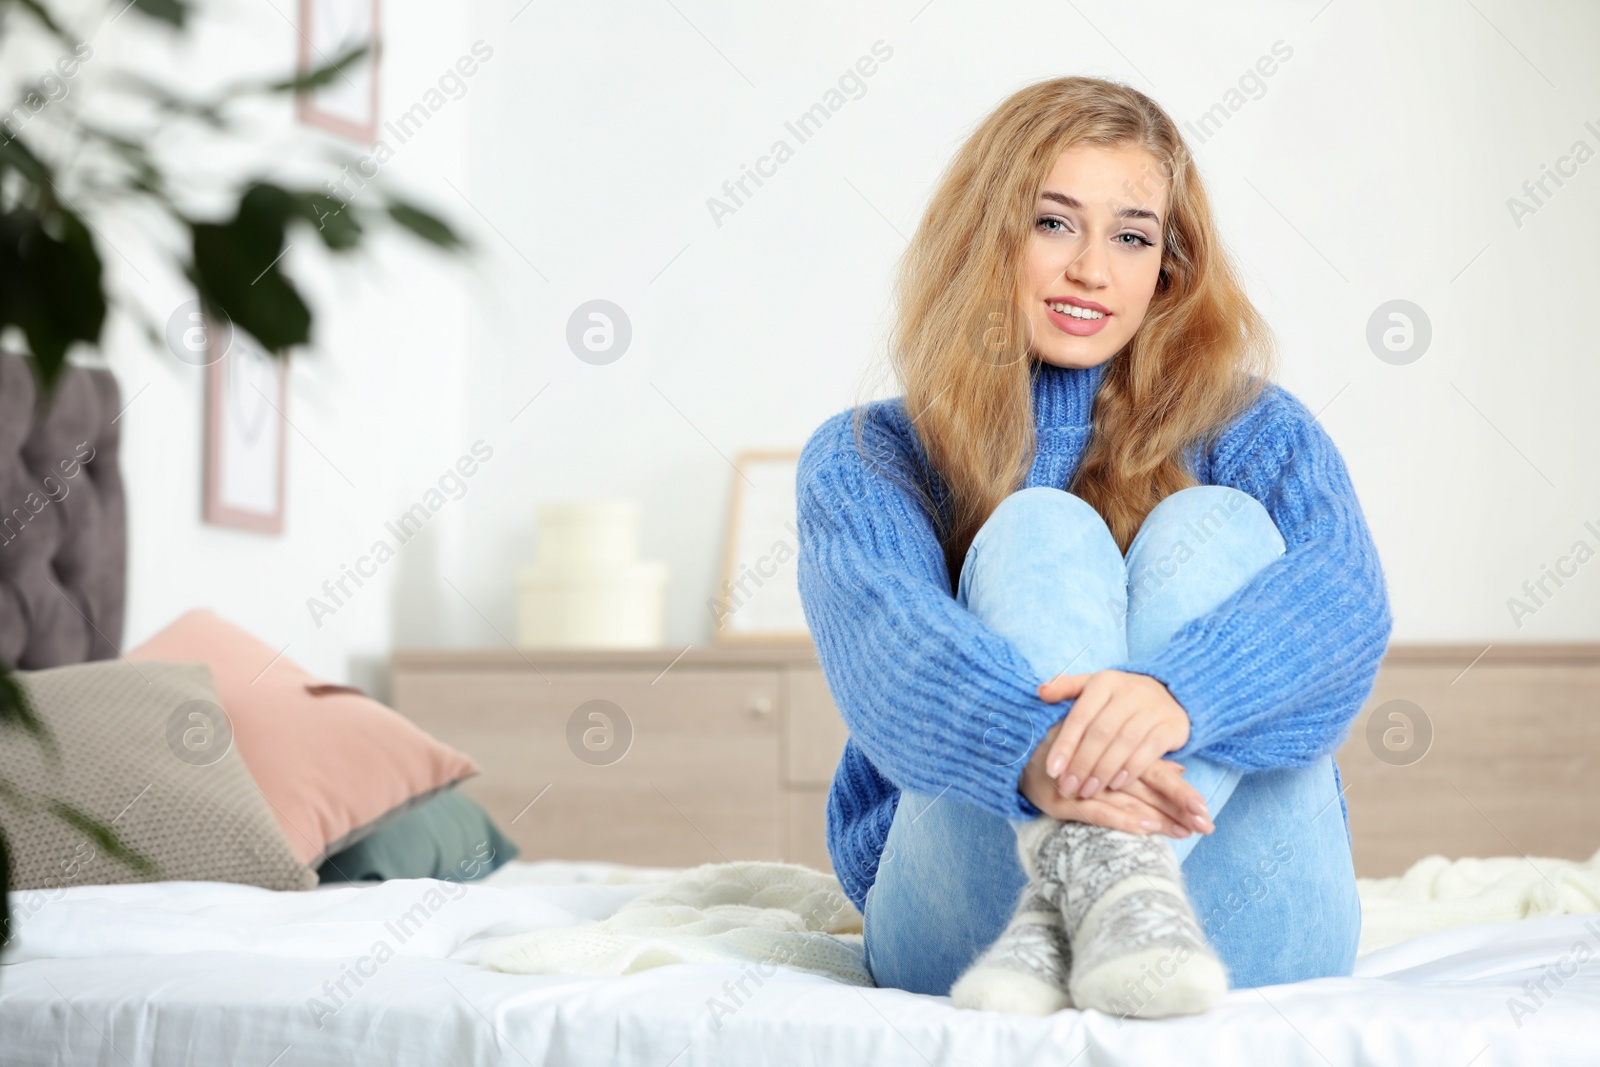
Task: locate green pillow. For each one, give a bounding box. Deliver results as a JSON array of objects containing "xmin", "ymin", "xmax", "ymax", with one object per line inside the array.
[{"xmin": 316, "ymin": 789, "xmax": 518, "ymax": 883}]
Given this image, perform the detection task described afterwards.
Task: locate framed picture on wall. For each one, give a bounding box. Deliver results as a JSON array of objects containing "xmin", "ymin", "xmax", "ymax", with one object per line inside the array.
[
  {"xmin": 203, "ymin": 330, "xmax": 288, "ymax": 535},
  {"xmin": 296, "ymin": 0, "xmax": 381, "ymax": 143},
  {"xmin": 712, "ymin": 450, "xmax": 809, "ymax": 644}
]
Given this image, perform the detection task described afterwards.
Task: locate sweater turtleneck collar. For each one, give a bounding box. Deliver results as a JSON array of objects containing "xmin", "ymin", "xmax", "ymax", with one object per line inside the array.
[{"xmin": 1029, "ymin": 357, "xmax": 1109, "ymax": 430}]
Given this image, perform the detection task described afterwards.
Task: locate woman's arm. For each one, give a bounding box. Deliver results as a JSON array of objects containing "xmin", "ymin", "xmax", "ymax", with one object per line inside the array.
[
  {"xmin": 798, "ymin": 404, "xmax": 1207, "ymax": 831},
  {"xmin": 1045, "ymin": 383, "xmax": 1393, "ymax": 783},
  {"xmin": 796, "ymin": 405, "xmax": 1060, "ymax": 821}
]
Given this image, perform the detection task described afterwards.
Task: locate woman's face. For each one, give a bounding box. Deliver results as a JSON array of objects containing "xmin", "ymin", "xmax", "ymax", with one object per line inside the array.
[{"xmin": 1015, "ymin": 143, "xmax": 1169, "ymax": 369}]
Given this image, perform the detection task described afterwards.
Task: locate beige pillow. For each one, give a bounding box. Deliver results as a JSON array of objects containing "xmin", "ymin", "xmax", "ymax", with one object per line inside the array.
[
  {"xmin": 2, "ymin": 660, "xmax": 316, "ymax": 892},
  {"xmin": 128, "ymin": 609, "xmax": 479, "ymax": 867}
]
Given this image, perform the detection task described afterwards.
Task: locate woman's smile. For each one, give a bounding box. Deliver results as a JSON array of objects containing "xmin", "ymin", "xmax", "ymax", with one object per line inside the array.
[{"xmin": 1044, "ymin": 295, "xmax": 1112, "ymax": 336}]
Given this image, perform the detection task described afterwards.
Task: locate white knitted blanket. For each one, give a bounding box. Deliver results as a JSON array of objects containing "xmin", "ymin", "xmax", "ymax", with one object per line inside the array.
[
  {"xmin": 481, "ymin": 860, "xmax": 871, "ymax": 986},
  {"xmin": 480, "ymin": 849, "xmax": 1600, "ymax": 985},
  {"xmin": 1355, "ymin": 846, "xmax": 1600, "ymax": 954}
]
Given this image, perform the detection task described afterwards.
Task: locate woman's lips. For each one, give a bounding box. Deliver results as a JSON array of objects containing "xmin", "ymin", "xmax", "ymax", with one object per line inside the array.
[{"xmin": 1045, "ymin": 302, "xmax": 1111, "ymax": 336}]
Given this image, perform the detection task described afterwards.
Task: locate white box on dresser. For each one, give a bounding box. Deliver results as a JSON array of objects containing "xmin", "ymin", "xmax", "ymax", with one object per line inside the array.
[{"xmin": 390, "ymin": 644, "xmax": 850, "ymax": 870}]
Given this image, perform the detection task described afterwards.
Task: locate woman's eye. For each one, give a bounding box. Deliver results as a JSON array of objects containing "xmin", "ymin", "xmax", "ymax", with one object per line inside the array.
[
  {"xmin": 1116, "ymin": 232, "xmax": 1155, "ymax": 248},
  {"xmin": 1036, "ymin": 215, "xmax": 1070, "ymax": 233}
]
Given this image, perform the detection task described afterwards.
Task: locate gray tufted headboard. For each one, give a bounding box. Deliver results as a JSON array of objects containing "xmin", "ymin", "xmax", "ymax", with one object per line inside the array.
[{"xmin": 0, "ymin": 353, "xmax": 126, "ymax": 669}]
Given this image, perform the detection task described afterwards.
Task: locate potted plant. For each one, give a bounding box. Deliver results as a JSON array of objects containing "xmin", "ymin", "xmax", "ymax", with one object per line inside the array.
[{"xmin": 0, "ymin": 0, "xmax": 467, "ymax": 946}]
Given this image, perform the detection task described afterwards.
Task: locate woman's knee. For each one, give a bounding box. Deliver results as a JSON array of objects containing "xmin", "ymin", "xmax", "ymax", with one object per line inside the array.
[
  {"xmin": 1132, "ymin": 485, "xmax": 1284, "ymax": 568},
  {"xmin": 982, "ymin": 486, "xmax": 1103, "ymax": 534},
  {"xmin": 958, "ymin": 486, "xmax": 1130, "ymax": 679},
  {"xmin": 971, "ymin": 487, "xmax": 1120, "ymax": 566}
]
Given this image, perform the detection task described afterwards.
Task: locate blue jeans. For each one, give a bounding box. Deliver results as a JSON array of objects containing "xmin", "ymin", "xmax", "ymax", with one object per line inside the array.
[{"xmin": 862, "ymin": 486, "xmax": 1361, "ymax": 994}]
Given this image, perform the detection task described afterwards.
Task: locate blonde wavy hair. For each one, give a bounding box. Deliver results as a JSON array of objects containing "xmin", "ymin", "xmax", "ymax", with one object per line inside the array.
[{"xmin": 858, "ymin": 76, "xmax": 1275, "ymax": 586}]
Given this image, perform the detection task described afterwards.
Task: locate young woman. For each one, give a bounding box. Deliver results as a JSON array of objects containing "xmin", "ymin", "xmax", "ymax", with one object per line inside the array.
[{"xmin": 795, "ymin": 77, "xmax": 1392, "ymax": 1018}]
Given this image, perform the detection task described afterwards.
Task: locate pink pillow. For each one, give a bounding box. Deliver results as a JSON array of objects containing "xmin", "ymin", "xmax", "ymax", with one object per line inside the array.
[{"xmin": 129, "ymin": 609, "xmax": 478, "ymax": 866}]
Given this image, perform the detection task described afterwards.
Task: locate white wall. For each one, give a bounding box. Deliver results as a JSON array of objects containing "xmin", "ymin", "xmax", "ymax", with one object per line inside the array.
[
  {"xmin": 58, "ymin": 0, "xmax": 482, "ymax": 687},
  {"xmin": 27, "ymin": 0, "xmax": 1598, "ymax": 684},
  {"xmin": 452, "ymin": 0, "xmax": 1600, "ymax": 650}
]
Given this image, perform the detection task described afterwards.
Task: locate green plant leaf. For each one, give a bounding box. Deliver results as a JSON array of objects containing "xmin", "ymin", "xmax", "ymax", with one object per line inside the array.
[
  {"xmin": 0, "ymin": 663, "xmax": 56, "ymax": 759},
  {"xmin": 386, "ymin": 200, "xmax": 465, "ymax": 249},
  {"xmin": 294, "ymin": 192, "xmax": 363, "ymax": 251},
  {"xmin": 0, "ymin": 134, "xmax": 54, "ymax": 191},
  {"xmin": 0, "ymin": 207, "xmax": 107, "ymax": 394},
  {"xmin": 107, "ymin": 71, "xmax": 225, "ymax": 127},
  {"xmin": 5, "ymin": 0, "xmax": 71, "ymax": 42},
  {"xmin": 129, "ymin": 0, "xmax": 189, "ymax": 27},
  {"xmin": 188, "ymin": 183, "xmax": 310, "ymax": 354},
  {"xmin": 264, "ymin": 44, "xmax": 370, "ymax": 95},
  {"xmin": 49, "ymin": 801, "xmax": 157, "ymax": 878},
  {"xmin": 0, "ymin": 774, "xmax": 30, "ymax": 813}
]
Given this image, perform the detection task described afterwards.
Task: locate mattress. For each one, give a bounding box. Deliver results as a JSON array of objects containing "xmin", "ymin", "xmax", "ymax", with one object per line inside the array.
[{"xmin": 2, "ymin": 861, "xmax": 1596, "ymax": 1067}]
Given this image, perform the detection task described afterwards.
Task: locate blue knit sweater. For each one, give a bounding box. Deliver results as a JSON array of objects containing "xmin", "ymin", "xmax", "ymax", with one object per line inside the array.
[{"xmin": 795, "ymin": 359, "xmax": 1392, "ymax": 911}]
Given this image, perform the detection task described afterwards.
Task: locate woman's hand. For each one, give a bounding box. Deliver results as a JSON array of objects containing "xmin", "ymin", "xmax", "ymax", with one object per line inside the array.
[
  {"xmin": 1037, "ymin": 669, "xmax": 1197, "ymax": 806},
  {"xmin": 1018, "ymin": 721, "xmax": 1213, "ymax": 836}
]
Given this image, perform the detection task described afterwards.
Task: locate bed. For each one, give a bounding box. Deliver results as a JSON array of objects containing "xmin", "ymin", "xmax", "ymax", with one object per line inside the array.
[
  {"xmin": 4, "ymin": 858, "xmax": 1599, "ymax": 1066},
  {"xmin": 2, "ymin": 354, "xmax": 1598, "ymax": 1066}
]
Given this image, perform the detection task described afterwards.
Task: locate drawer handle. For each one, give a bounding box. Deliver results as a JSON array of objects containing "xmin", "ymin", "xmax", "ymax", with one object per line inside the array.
[{"xmin": 747, "ymin": 695, "xmax": 774, "ymax": 717}]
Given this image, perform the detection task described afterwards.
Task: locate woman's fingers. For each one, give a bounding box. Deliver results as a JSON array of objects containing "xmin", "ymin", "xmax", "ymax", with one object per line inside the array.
[
  {"xmin": 1048, "ymin": 791, "xmax": 1146, "ymax": 834},
  {"xmin": 1139, "ymin": 760, "xmax": 1214, "ymax": 832},
  {"xmin": 1117, "ymin": 731, "xmax": 1175, "ymax": 794},
  {"xmin": 1050, "ymin": 789, "xmax": 1188, "ymax": 838},
  {"xmin": 1142, "ymin": 759, "xmax": 1203, "ymax": 809},
  {"xmin": 1044, "ymin": 676, "xmax": 1110, "ymax": 778},
  {"xmin": 1080, "ymin": 712, "xmax": 1157, "ymax": 798},
  {"xmin": 1117, "ymin": 776, "xmax": 1192, "ymax": 829},
  {"xmin": 1038, "ymin": 672, "xmax": 1089, "ymax": 703},
  {"xmin": 1061, "ymin": 694, "xmax": 1134, "ymax": 795}
]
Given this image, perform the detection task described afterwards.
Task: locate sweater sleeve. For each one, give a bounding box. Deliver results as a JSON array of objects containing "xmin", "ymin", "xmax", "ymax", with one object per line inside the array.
[
  {"xmin": 1115, "ymin": 384, "xmax": 1394, "ymax": 770},
  {"xmin": 796, "ymin": 406, "xmax": 1059, "ymax": 821}
]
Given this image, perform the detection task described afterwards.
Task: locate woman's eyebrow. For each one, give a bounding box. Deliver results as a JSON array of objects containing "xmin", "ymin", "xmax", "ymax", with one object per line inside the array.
[{"xmin": 1040, "ymin": 190, "xmax": 1161, "ymax": 226}]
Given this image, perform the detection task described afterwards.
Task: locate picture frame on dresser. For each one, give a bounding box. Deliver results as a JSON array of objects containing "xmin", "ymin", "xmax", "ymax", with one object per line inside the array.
[{"xmin": 712, "ymin": 449, "xmax": 809, "ymax": 644}]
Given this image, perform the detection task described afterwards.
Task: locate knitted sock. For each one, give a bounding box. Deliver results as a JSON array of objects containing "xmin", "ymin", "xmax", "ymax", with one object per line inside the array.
[
  {"xmin": 1030, "ymin": 819, "xmax": 1227, "ymax": 1019},
  {"xmin": 948, "ymin": 821, "xmax": 1074, "ymax": 1014}
]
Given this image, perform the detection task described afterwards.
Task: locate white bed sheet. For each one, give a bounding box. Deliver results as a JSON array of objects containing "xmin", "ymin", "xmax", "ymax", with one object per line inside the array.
[{"xmin": 2, "ymin": 861, "xmax": 1596, "ymax": 1067}]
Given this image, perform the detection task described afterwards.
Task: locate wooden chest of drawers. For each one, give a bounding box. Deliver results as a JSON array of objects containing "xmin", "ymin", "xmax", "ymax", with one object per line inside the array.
[
  {"xmin": 1330, "ymin": 643, "xmax": 1600, "ymax": 876},
  {"xmin": 390, "ymin": 644, "xmax": 849, "ymax": 870},
  {"xmin": 394, "ymin": 643, "xmax": 1600, "ymax": 878}
]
